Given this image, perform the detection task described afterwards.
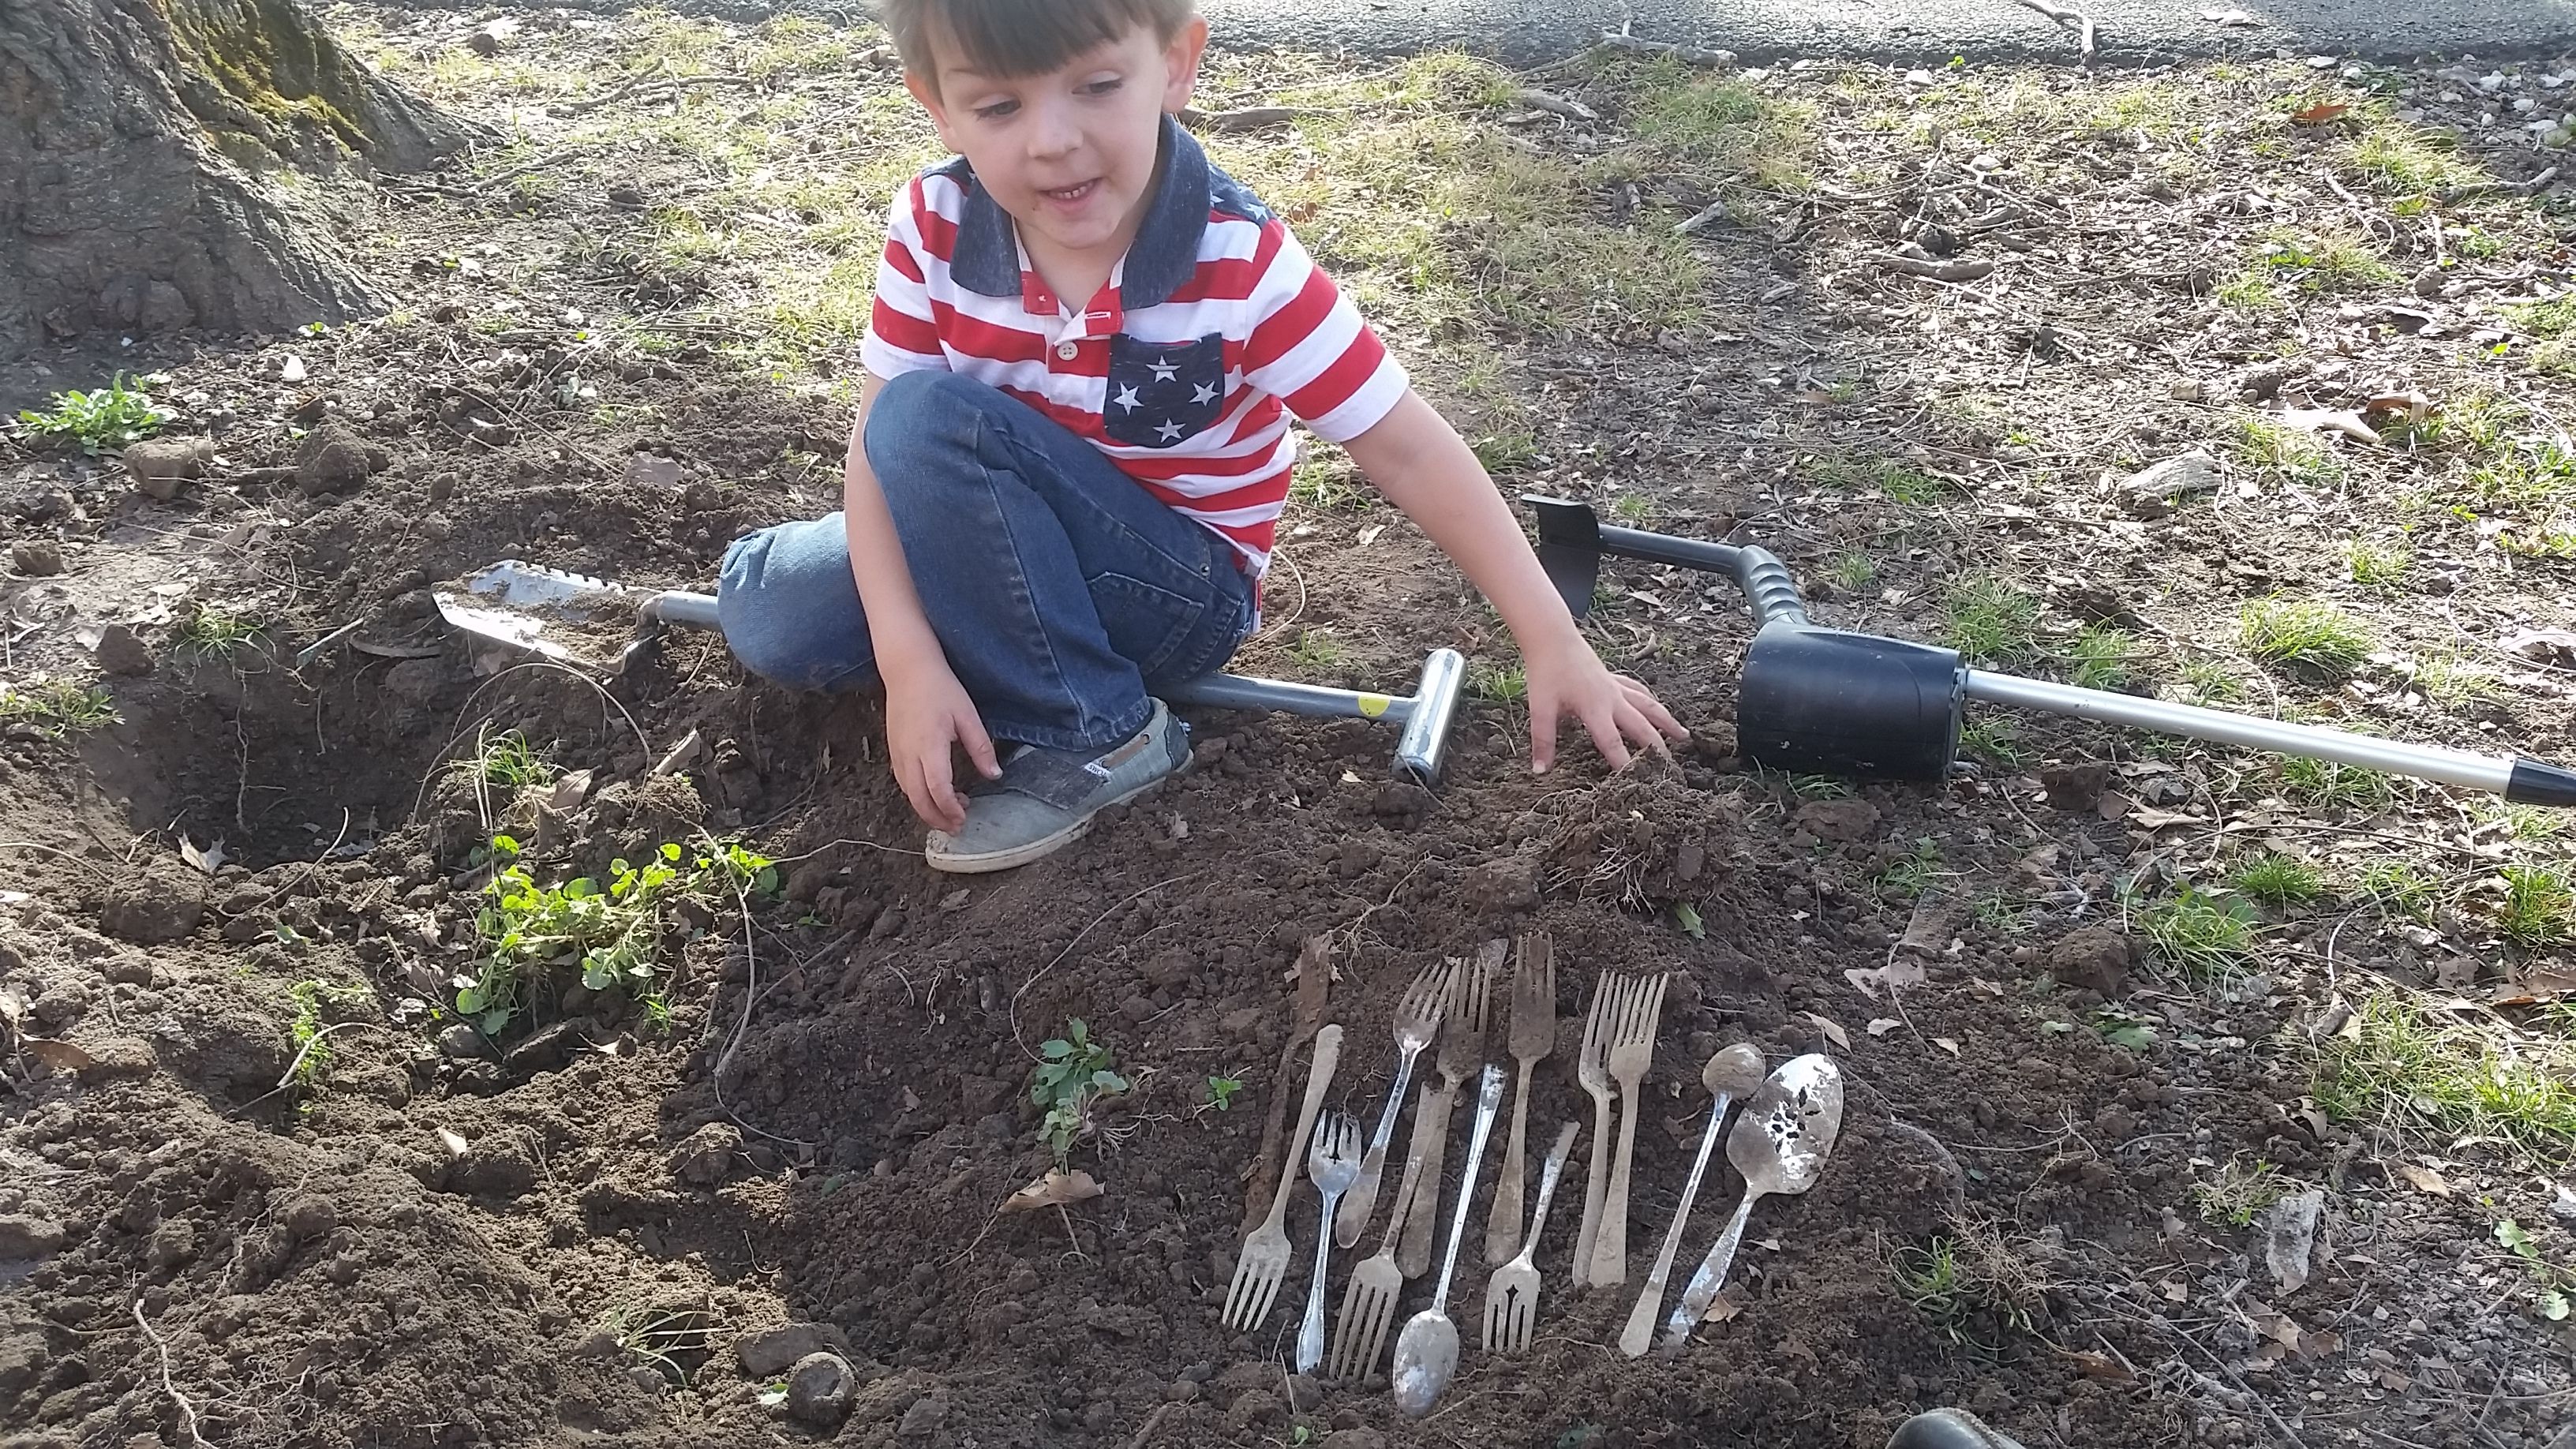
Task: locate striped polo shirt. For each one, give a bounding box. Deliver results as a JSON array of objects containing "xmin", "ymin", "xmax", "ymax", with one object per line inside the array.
[{"xmin": 859, "ymin": 114, "xmax": 1410, "ymax": 577}]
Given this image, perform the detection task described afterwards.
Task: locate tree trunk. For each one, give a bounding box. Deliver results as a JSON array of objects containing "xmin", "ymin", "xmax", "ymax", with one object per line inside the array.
[{"xmin": 0, "ymin": 0, "xmax": 477, "ymax": 359}]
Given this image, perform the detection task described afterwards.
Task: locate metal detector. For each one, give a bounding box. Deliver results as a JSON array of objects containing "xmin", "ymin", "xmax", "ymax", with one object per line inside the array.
[
  {"xmin": 432, "ymin": 561, "xmax": 1467, "ymax": 786},
  {"xmin": 1524, "ymin": 496, "xmax": 2576, "ymax": 807}
]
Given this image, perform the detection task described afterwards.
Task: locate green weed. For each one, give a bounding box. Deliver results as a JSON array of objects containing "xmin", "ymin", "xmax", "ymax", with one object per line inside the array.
[
  {"xmin": 0, "ymin": 680, "xmax": 119, "ymax": 736},
  {"xmin": 2179, "ymin": 657, "xmax": 2245, "ymax": 705},
  {"xmin": 2469, "ymin": 440, "xmax": 2576, "ymax": 507},
  {"xmin": 284, "ymin": 979, "xmax": 362, "ymax": 1109},
  {"xmin": 2239, "ymin": 598, "xmax": 2376, "ymax": 676},
  {"xmin": 1470, "ymin": 662, "xmax": 1527, "ymax": 704},
  {"xmin": 2230, "ymin": 853, "xmax": 2326, "ymax": 907},
  {"xmin": 1887, "ymin": 1219, "xmax": 2042, "ymax": 1350},
  {"xmin": 174, "ymin": 606, "xmax": 269, "ymax": 663},
  {"xmin": 457, "ymin": 836, "xmax": 777, "ymax": 1035},
  {"xmin": 1945, "ymin": 577, "xmax": 2041, "ymax": 665},
  {"xmin": 2065, "ymin": 624, "xmax": 2136, "ymax": 691},
  {"xmin": 1204, "ymin": 1074, "xmax": 1242, "ymax": 1111},
  {"xmin": 1287, "ymin": 629, "xmax": 1346, "ymax": 673},
  {"xmin": 2192, "ymin": 1157, "xmax": 2284, "ymax": 1226},
  {"xmin": 2348, "ymin": 125, "xmax": 2488, "ymax": 195},
  {"xmin": 2247, "ymin": 227, "xmax": 2398, "ymax": 294},
  {"xmin": 1957, "ymin": 717, "xmax": 2024, "ymax": 766},
  {"xmin": 2279, "ymin": 754, "xmax": 2395, "ymax": 810},
  {"xmin": 2314, "ymin": 993, "xmax": 2576, "ymax": 1153},
  {"xmin": 2499, "ymin": 865, "xmax": 2574, "ymax": 949},
  {"xmin": 15, "ymin": 373, "xmax": 176, "ymax": 455},
  {"xmin": 2343, "ymin": 539, "xmax": 2409, "ymax": 589},
  {"xmin": 1032, "ymin": 1018, "xmax": 1129, "ymax": 1167},
  {"xmin": 1831, "ymin": 553, "xmax": 1878, "ymax": 591},
  {"xmin": 2357, "ymin": 861, "xmax": 2436, "ymax": 922},
  {"xmin": 455, "ymin": 729, "xmax": 557, "ymax": 792},
  {"xmin": 1878, "ymin": 837, "xmax": 1945, "ymax": 901},
  {"xmin": 2142, "ymin": 888, "xmax": 2256, "ymax": 979},
  {"xmin": 2232, "ymin": 417, "xmax": 2343, "ymax": 484}
]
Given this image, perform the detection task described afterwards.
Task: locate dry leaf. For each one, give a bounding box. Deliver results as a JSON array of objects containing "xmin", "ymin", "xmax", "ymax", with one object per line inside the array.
[
  {"xmin": 24, "ymin": 1039, "xmax": 95, "ymax": 1071},
  {"xmin": 546, "ymin": 769, "xmax": 596, "ymax": 812},
  {"xmin": 2362, "ymin": 391, "xmax": 2433, "ymax": 424},
  {"xmin": 2281, "ymin": 407, "xmax": 2382, "ymax": 446},
  {"xmin": 1866, "ymin": 1018, "xmax": 1903, "ymax": 1037},
  {"xmin": 2290, "ymin": 101, "xmax": 2353, "ymax": 125},
  {"xmin": 1844, "ymin": 958, "xmax": 1929, "ymax": 999},
  {"xmin": 2392, "ymin": 1162, "xmax": 2451, "ymax": 1196},
  {"xmin": 1803, "ymin": 1011, "xmax": 1851, "ymax": 1050},
  {"xmin": 178, "ymin": 835, "xmax": 226, "ymax": 875},
  {"xmin": 2061, "ymin": 1349, "xmax": 2137, "ymax": 1382},
  {"xmin": 1703, "ymin": 1293, "xmax": 1741, "ymax": 1323},
  {"xmin": 2128, "ymin": 806, "xmax": 2206, "ymax": 831},
  {"xmin": 2096, "ymin": 790, "xmax": 2136, "ymax": 821},
  {"xmin": 2160, "ymin": 1278, "xmax": 2188, "ymax": 1302},
  {"xmin": 1968, "ymin": 977, "xmax": 2005, "ymax": 998},
  {"xmin": 1002, "ymin": 1169, "xmax": 1103, "ymax": 1214},
  {"xmin": 0, "ymin": 987, "xmax": 24, "ymax": 1032},
  {"xmin": 2377, "ymin": 1368, "xmax": 2412, "ymax": 1392},
  {"xmin": 436, "ymin": 1127, "xmax": 471, "ymax": 1156},
  {"xmin": 2492, "ymin": 966, "xmax": 2576, "ymax": 1005},
  {"xmin": 1933, "ymin": 1036, "xmax": 1960, "ymax": 1055},
  {"xmin": 2499, "ymin": 628, "xmax": 2576, "ymax": 666},
  {"xmin": 1754, "ymin": 1237, "xmax": 1782, "ymax": 1252}
]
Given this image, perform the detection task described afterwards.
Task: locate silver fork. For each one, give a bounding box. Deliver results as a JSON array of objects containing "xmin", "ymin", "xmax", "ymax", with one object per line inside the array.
[
  {"xmin": 1589, "ymin": 971, "xmax": 1669, "ymax": 1289},
  {"xmin": 1568, "ymin": 973, "xmax": 1628, "ymax": 1286},
  {"xmin": 1482, "ymin": 1119, "xmax": 1580, "ymax": 1353},
  {"xmin": 1397, "ymin": 945, "xmax": 1495, "ymax": 1275},
  {"xmin": 1328, "ymin": 1087, "xmax": 1430, "ymax": 1382},
  {"xmin": 1334, "ymin": 961, "xmax": 1454, "ymax": 1247},
  {"xmin": 1297, "ymin": 1112, "xmax": 1365, "ymax": 1374},
  {"xmin": 1222, "ymin": 1024, "xmax": 1343, "ymax": 1331}
]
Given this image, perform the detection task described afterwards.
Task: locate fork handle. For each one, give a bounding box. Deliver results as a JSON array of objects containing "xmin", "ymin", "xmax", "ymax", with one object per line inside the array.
[
  {"xmin": 1589, "ymin": 1073, "xmax": 1646, "ymax": 1287},
  {"xmin": 1430, "ymin": 1065, "xmax": 1507, "ymax": 1310},
  {"xmin": 1617, "ymin": 1090, "xmax": 1732, "ymax": 1357},
  {"xmin": 1484, "ymin": 1057, "xmax": 1535, "ymax": 1265},
  {"xmin": 1571, "ymin": 1087, "xmax": 1614, "ymax": 1288},
  {"xmin": 1661, "ymin": 1189, "xmax": 1763, "ymax": 1354},
  {"xmin": 1264, "ymin": 1026, "xmax": 1342, "ymax": 1232},
  {"xmin": 1297, "ymin": 1186, "xmax": 1342, "ymax": 1372},
  {"xmin": 1335, "ymin": 1045, "xmax": 1418, "ymax": 1248}
]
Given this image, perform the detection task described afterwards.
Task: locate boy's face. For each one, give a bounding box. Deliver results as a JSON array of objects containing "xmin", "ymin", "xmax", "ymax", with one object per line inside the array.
[{"xmin": 907, "ymin": 17, "xmax": 1209, "ymax": 264}]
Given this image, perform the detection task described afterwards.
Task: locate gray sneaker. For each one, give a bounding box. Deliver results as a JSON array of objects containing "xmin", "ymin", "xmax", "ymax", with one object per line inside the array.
[{"xmin": 924, "ymin": 700, "xmax": 1190, "ymax": 874}]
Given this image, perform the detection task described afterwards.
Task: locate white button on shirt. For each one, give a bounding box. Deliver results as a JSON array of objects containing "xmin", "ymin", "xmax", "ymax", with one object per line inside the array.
[{"xmin": 1056, "ymin": 340, "xmax": 1079, "ymax": 360}]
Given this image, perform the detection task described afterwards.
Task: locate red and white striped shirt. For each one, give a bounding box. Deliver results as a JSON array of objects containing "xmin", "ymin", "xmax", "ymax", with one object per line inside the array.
[{"xmin": 860, "ymin": 115, "xmax": 1409, "ymax": 577}]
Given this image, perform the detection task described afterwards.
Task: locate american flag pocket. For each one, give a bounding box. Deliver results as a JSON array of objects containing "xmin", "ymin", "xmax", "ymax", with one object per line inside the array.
[{"xmin": 1103, "ymin": 331, "xmax": 1225, "ymax": 449}]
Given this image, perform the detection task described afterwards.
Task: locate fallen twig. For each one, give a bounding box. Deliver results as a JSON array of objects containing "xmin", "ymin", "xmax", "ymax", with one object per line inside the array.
[
  {"xmin": 558, "ymin": 60, "xmax": 668, "ymax": 116},
  {"xmin": 1177, "ymin": 105, "xmax": 1319, "ymax": 132},
  {"xmin": 1875, "ymin": 253, "xmax": 1998, "ymax": 283},
  {"xmin": 2011, "ymin": 0, "xmax": 2099, "ymax": 59},
  {"xmin": 1595, "ymin": 32, "xmax": 1738, "ymax": 68},
  {"xmin": 1511, "ymin": 87, "xmax": 1596, "ymax": 121},
  {"xmin": 562, "ymin": 71, "xmax": 762, "ymax": 117},
  {"xmin": 133, "ymin": 1298, "xmax": 215, "ymax": 1448},
  {"xmin": 2447, "ymin": 166, "xmax": 2561, "ymax": 201},
  {"xmin": 1675, "ymin": 200, "xmax": 1732, "ymax": 236}
]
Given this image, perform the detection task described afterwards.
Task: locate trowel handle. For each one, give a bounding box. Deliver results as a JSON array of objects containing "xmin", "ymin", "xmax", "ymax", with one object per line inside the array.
[
  {"xmin": 1580, "ymin": 517, "xmax": 1810, "ymax": 627},
  {"xmin": 642, "ymin": 590, "xmax": 721, "ymax": 631}
]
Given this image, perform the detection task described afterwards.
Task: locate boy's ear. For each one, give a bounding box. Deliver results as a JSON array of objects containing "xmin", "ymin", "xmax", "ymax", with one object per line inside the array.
[
  {"xmin": 904, "ymin": 68, "xmax": 962, "ymax": 152},
  {"xmin": 1159, "ymin": 14, "xmax": 1210, "ymax": 114}
]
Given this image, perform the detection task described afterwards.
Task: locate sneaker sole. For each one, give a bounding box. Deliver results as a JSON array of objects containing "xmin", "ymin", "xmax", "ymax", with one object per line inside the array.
[{"xmin": 923, "ymin": 770, "xmax": 1176, "ymax": 874}]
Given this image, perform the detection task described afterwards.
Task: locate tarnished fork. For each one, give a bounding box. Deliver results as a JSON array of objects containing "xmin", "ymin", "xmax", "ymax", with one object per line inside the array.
[
  {"xmin": 1222, "ymin": 1024, "xmax": 1342, "ymax": 1331},
  {"xmin": 1332, "ymin": 961, "xmax": 1453, "ymax": 1247},
  {"xmin": 1327, "ymin": 1088, "xmax": 1431, "ymax": 1381}
]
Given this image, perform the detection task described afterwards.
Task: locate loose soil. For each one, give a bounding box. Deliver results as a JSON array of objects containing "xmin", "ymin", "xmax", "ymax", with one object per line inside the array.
[{"xmin": 4, "ymin": 12, "xmax": 2574, "ymax": 1449}]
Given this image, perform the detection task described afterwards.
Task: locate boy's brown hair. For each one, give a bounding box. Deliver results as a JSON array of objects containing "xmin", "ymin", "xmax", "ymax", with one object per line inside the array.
[{"xmin": 880, "ymin": 0, "xmax": 1196, "ymax": 88}]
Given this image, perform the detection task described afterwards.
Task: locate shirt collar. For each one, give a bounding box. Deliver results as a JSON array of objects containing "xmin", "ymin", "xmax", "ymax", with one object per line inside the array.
[{"xmin": 946, "ymin": 114, "xmax": 1211, "ymax": 311}]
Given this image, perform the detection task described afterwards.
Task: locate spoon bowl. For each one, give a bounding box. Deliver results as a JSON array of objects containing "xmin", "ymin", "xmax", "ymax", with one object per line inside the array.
[
  {"xmin": 1389, "ymin": 1309, "xmax": 1459, "ymax": 1417},
  {"xmin": 1702, "ymin": 1042, "xmax": 1766, "ymax": 1100},
  {"xmin": 1729, "ymin": 1050, "xmax": 1844, "ymax": 1196}
]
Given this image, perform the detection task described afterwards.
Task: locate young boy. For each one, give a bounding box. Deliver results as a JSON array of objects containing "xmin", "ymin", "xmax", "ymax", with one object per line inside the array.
[{"xmin": 717, "ymin": 0, "xmax": 1684, "ymax": 872}]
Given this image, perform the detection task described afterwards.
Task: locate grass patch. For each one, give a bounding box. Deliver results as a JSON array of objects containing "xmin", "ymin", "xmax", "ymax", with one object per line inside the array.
[
  {"xmin": 2468, "ymin": 440, "xmax": 2576, "ymax": 508},
  {"xmin": 1887, "ymin": 1217, "xmax": 2046, "ymax": 1352},
  {"xmin": 2278, "ymin": 753, "xmax": 2396, "ymax": 811},
  {"xmin": 2247, "ymin": 227, "xmax": 2398, "ymax": 296},
  {"xmin": 2142, "ymin": 888, "xmax": 2257, "ymax": 979},
  {"xmin": 1469, "ymin": 661, "xmax": 1527, "ymax": 703},
  {"xmin": 1877, "ymin": 837, "xmax": 1945, "ymax": 901},
  {"xmin": 2065, "ymin": 624, "xmax": 2136, "ymax": 691},
  {"xmin": 1621, "ymin": 63, "xmax": 1818, "ymax": 193},
  {"xmin": 455, "ymin": 729, "xmax": 557, "ymax": 793},
  {"xmin": 1831, "ymin": 553, "xmax": 1878, "ymax": 591},
  {"xmin": 2232, "ymin": 417, "xmax": 2343, "ymax": 484},
  {"xmin": 284, "ymin": 979, "xmax": 362, "ymax": 1110},
  {"xmin": 2230, "ymin": 852, "xmax": 2326, "ymax": 907},
  {"xmin": 2314, "ymin": 993, "xmax": 2576, "ymax": 1153},
  {"xmin": 0, "ymin": 680, "xmax": 119, "ymax": 736},
  {"xmin": 2357, "ymin": 861, "xmax": 2436, "ymax": 922},
  {"xmin": 175, "ymin": 606, "xmax": 268, "ymax": 663},
  {"xmin": 2239, "ymin": 598, "xmax": 2376, "ymax": 676},
  {"xmin": 2192, "ymin": 1157, "xmax": 2286, "ymax": 1226},
  {"xmin": 2347, "ymin": 122, "xmax": 2492, "ymax": 197},
  {"xmin": 1286, "ymin": 629, "xmax": 1346, "ymax": 673},
  {"xmin": 2498, "ymin": 865, "xmax": 2574, "ymax": 949},
  {"xmin": 1945, "ymin": 576, "xmax": 2041, "ymax": 665},
  {"xmin": 2343, "ymin": 539, "xmax": 2409, "ymax": 588},
  {"xmin": 14, "ymin": 373, "xmax": 176, "ymax": 455},
  {"xmin": 1957, "ymin": 717, "xmax": 2024, "ymax": 766},
  {"xmin": 2179, "ymin": 657, "xmax": 2245, "ymax": 705}
]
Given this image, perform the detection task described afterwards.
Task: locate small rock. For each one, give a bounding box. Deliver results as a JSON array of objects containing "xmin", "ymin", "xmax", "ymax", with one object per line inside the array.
[
  {"xmin": 784, "ymin": 1352, "xmax": 857, "ymax": 1426},
  {"xmin": 122, "ymin": 437, "xmax": 214, "ymax": 500},
  {"xmin": 502, "ymin": 1020, "xmax": 583, "ymax": 1074},
  {"xmin": 0, "ymin": 1215, "xmax": 68, "ymax": 1259},
  {"xmin": 293, "ymin": 422, "xmax": 388, "ymax": 496},
  {"xmin": 278, "ymin": 1196, "xmax": 338, "ymax": 1239},
  {"xmin": 1794, "ymin": 797, "xmax": 1882, "ymax": 843},
  {"xmin": 1462, "ymin": 854, "xmax": 1540, "ymax": 912},
  {"xmin": 99, "ymin": 872, "xmax": 204, "ymax": 945},
  {"xmin": 668, "ymin": 1121, "xmax": 743, "ymax": 1187},
  {"xmin": 1320, "ymin": 1431, "xmax": 1387, "ymax": 1449},
  {"xmin": 94, "ymin": 623, "xmax": 154, "ymax": 676},
  {"xmin": 9, "ymin": 540, "xmax": 64, "ymax": 577},
  {"xmin": 2120, "ymin": 450, "xmax": 2222, "ymax": 519},
  {"xmin": 897, "ymin": 1391, "xmax": 948, "ymax": 1436},
  {"xmin": 1282, "ymin": 1373, "xmax": 1325, "ymax": 1413},
  {"xmin": 435, "ymin": 1023, "xmax": 485, "ymax": 1058},
  {"xmin": 2039, "ymin": 763, "xmax": 2111, "ymax": 812},
  {"xmin": 738, "ymin": 1323, "xmax": 851, "ymax": 1377}
]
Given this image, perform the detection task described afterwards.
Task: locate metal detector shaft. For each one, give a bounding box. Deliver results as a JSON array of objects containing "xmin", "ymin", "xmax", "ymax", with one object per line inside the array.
[
  {"xmin": 641, "ymin": 591, "xmax": 1468, "ymax": 785},
  {"xmin": 1965, "ymin": 670, "xmax": 2576, "ymax": 805}
]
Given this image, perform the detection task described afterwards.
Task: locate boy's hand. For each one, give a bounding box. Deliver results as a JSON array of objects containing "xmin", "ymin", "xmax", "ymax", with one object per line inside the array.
[
  {"xmin": 1523, "ymin": 630, "xmax": 1687, "ymax": 775},
  {"xmin": 882, "ymin": 660, "xmax": 1002, "ymax": 833}
]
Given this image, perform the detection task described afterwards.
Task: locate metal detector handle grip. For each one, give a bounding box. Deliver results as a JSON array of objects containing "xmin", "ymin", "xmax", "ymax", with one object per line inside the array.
[{"xmin": 1589, "ymin": 524, "xmax": 1808, "ymax": 627}]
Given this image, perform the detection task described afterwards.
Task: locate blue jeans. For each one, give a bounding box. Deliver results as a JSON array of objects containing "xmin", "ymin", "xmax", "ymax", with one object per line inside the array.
[{"xmin": 717, "ymin": 370, "xmax": 1257, "ymax": 751}]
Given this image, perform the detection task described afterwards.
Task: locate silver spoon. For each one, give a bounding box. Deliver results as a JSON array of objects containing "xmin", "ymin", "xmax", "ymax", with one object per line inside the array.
[
  {"xmin": 1617, "ymin": 1043, "xmax": 1766, "ymax": 1357},
  {"xmin": 1391, "ymin": 1063, "xmax": 1506, "ymax": 1417},
  {"xmin": 1657, "ymin": 1052, "xmax": 1844, "ymax": 1354}
]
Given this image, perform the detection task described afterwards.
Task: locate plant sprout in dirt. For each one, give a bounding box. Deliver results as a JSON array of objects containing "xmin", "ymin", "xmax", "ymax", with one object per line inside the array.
[
  {"xmin": 1885, "ymin": 1217, "xmax": 2045, "ymax": 1352},
  {"xmin": 2140, "ymin": 889, "xmax": 2256, "ymax": 980},
  {"xmin": 284, "ymin": 979, "xmax": 363, "ymax": 1110},
  {"xmin": 13, "ymin": 372, "xmax": 177, "ymax": 455},
  {"xmin": 2192, "ymin": 1157, "xmax": 2284, "ymax": 1226},
  {"xmin": 2313, "ymin": 994, "xmax": 2576, "ymax": 1154},
  {"xmin": 2229, "ymin": 852, "xmax": 2326, "ymax": 908},
  {"xmin": 174, "ymin": 605, "xmax": 269, "ymax": 663},
  {"xmin": 0, "ymin": 680, "xmax": 120, "ymax": 736},
  {"xmin": 1030, "ymin": 1019, "xmax": 1128, "ymax": 1167},
  {"xmin": 457, "ymin": 836, "xmax": 777, "ymax": 1035},
  {"xmin": 2239, "ymin": 597, "xmax": 2376, "ymax": 676}
]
